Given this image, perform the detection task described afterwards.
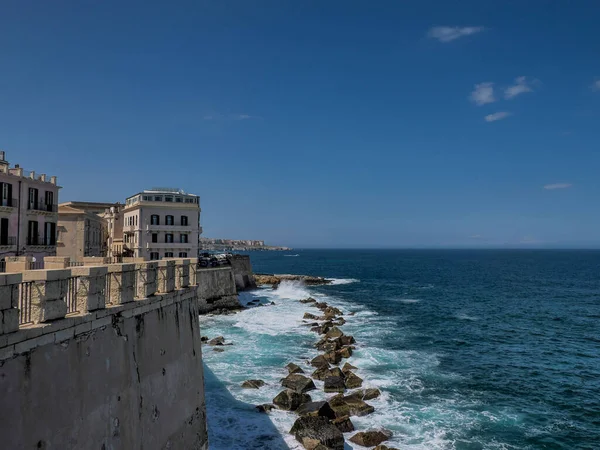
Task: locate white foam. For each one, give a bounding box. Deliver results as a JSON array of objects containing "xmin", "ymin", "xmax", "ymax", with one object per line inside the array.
[
  {"xmin": 328, "ymin": 278, "xmax": 360, "ymax": 285},
  {"xmin": 397, "ymin": 298, "xmax": 421, "ymax": 304}
]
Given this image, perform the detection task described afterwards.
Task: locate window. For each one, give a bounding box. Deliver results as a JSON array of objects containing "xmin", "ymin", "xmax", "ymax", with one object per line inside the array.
[
  {"xmin": 165, "ymin": 252, "xmax": 173, "ymax": 258},
  {"xmin": 151, "ymin": 215, "xmax": 159, "ymax": 225},
  {"xmin": 154, "ymin": 196, "xmax": 162, "ymax": 201},
  {"xmin": 135, "ymin": 215, "xmax": 138, "ymax": 226},
  {"xmin": 175, "ymin": 197, "xmax": 182, "ymax": 203},
  {"xmin": 165, "ymin": 234, "xmax": 174, "ymax": 243},
  {"xmin": 179, "ymin": 252, "xmax": 188, "ymax": 258},
  {"xmin": 150, "ymin": 252, "xmax": 160, "ymax": 260},
  {"xmin": 166, "ymin": 215, "xmax": 174, "ymax": 225},
  {"xmin": 45, "ymin": 191, "xmax": 54, "ymax": 211},
  {"xmin": 152, "ymin": 233, "xmax": 158, "ymax": 243},
  {"xmin": 180, "ymin": 234, "xmax": 188, "ymax": 243},
  {"xmin": 27, "ymin": 220, "xmax": 39, "ymax": 245},
  {"xmin": 28, "ymin": 188, "xmax": 39, "ymax": 210},
  {"xmin": 181, "ymin": 215, "xmax": 188, "ymax": 226},
  {"xmin": 0, "ymin": 182, "xmax": 13, "ymax": 207},
  {"xmin": 143, "ymin": 196, "xmax": 149, "ymax": 201},
  {"xmin": 0, "ymin": 218, "xmax": 9, "ymax": 245},
  {"xmin": 165, "ymin": 196, "xmax": 173, "ymax": 202},
  {"xmin": 44, "ymin": 222, "xmax": 56, "ymax": 246}
]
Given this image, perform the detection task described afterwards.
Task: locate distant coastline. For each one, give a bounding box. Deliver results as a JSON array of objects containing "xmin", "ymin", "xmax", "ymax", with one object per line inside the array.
[{"xmin": 199, "ymin": 237, "xmax": 291, "ymax": 252}]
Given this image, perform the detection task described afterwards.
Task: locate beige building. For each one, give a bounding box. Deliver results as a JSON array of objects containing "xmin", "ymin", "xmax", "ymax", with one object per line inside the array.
[
  {"xmin": 122, "ymin": 188, "xmax": 201, "ymax": 260},
  {"xmin": 0, "ymin": 150, "xmax": 60, "ymax": 265},
  {"xmin": 57, "ymin": 201, "xmax": 123, "ymax": 260}
]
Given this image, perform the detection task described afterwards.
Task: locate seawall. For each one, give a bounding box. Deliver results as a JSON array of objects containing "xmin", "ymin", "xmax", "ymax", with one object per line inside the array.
[{"xmin": 0, "ymin": 259, "xmax": 209, "ymax": 450}]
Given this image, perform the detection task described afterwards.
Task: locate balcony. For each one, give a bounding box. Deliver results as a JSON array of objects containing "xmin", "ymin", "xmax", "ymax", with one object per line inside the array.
[
  {"xmin": 146, "ymin": 224, "xmax": 195, "ymax": 233},
  {"xmin": 0, "ymin": 198, "xmax": 17, "ymax": 212},
  {"xmin": 27, "ymin": 202, "xmax": 58, "ymax": 216},
  {"xmin": 0, "ymin": 236, "xmax": 17, "ymax": 248},
  {"xmin": 146, "ymin": 242, "xmax": 193, "ymax": 249},
  {"xmin": 26, "ymin": 234, "xmax": 56, "ymax": 247}
]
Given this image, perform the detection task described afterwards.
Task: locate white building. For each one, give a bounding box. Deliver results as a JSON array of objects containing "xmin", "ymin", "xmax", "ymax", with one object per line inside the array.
[{"xmin": 121, "ymin": 188, "xmax": 201, "ymax": 260}]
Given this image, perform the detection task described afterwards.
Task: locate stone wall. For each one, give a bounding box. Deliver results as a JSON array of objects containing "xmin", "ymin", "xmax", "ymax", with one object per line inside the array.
[
  {"xmin": 227, "ymin": 254, "xmax": 257, "ymax": 291},
  {"xmin": 0, "ymin": 259, "xmax": 208, "ymax": 450},
  {"xmin": 196, "ymin": 266, "xmax": 243, "ymax": 314}
]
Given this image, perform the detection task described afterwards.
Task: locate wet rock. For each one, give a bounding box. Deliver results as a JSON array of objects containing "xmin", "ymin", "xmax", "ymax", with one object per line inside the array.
[
  {"xmin": 337, "ymin": 347, "xmax": 352, "ymax": 359},
  {"xmin": 363, "ymin": 388, "xmax": 381, "ymax": 400},
  {"xmin": 325, "ymin": 327, "xmax": 344, "ymax": 339},
  {"xmin": 344, "ymin": 372, "xmax": 363, "ymax": 389},
  {"xmin": 324, "ymin": 376, "xmax": 346, "ymax": 393},
  {"xmin": 332, "ymin": 318, "xmax": 346, "ymax": 326},
  {"xmin": 310, "ymin": 355, "xmax": 331, "ymax": 368},
  {"xmin": 341, "ymin": 362, "xmax": 358, "ymax": 374},
  {"xmin": 289, "ymin": 416, "xmax": 344, "ymax": 450},
  {"xmin": 373, "ymin": 445, "xmax": 400, "ymax": 450},
  {"xmin": 315, "ymin": 339, "xmax": 341, "ymax": 353},
  {"xmin": 200, "ymin": 336, "xmax": 208, "ymax": 342},
  {"xmin": 212, "ymin": 348, "xmax": 225, "ymax": 353},
  {"xmin": 255, "ymin": 404, "xmax": 276, "ymax": 413},
  {"xmin": 332, "ymin": 415, "xmax": 355, "ymax": 433},
  {"xmin": 344, "ymin": 397, "xmax": 375, "ymax": 417},
  {"xmin": 323, "ymin": 351, "xmax": 342, "ymax": 365},
  {"xmin": 304, "ymin": 312, "xmax": 321, "ymax": 320},
  {"xmin": 242, "ymin": 379, "xmax": 266, "ymax": 389},
  {"xmin": 282, "ymin": 374, "xmax": 317, "ymax": 393},
  {"xmin": 328, "ymin": 394, "xmax": 350, "ymax": 418},
  {"xmin": 295, "ymin": 401, "xmax": 336, "ymax": 420},
  {"xmin": 349, "ymin": 430, "xmax": 391, "ymax": 447},
  {"xmin": 311, "ymin": 366, "xmax": 344, "ymax": 381},
  {"xmin": 286, "ymin": 363, "xmax": 305, "ymax": 374},
  {"xmin": 315, "ymin": 302, "xmax": 329, "ymax": 310},
  {"xmin": 273, "ymin": 389, "xmax": 312, "ymax": 411},
  {"xmin": 323, "ymin": 306, "xmax": 343, "ymax": 316},
  {"xmin": 300, "ymin": 297, "xmax": 318, "ymax": 304},
  {"xmin": 208, "ymin": 336, "xmax": 225, "ymax": 346},
  {"xmin": 338, "ymin": 335, "xmax": 355, "ymax": 346}
]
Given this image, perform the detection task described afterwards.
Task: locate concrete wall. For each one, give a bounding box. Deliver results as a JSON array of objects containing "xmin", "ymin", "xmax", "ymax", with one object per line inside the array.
[
  {"xmin": 227, "ymin": 254, "xmax": 257, "ymax": 291},
  {"xmin": 0, "ymin": 259, "xmax": 209, "ymax": 450}
]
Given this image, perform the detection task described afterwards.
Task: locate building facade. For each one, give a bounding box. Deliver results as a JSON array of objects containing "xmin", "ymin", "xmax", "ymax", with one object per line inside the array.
[
  {"xmin": 0, "ymin": 151, "xmax": 60, "ymax": 263},
  {"xmin": 122, "ymin": 188, "xmax": 201, "ymax": 260}
]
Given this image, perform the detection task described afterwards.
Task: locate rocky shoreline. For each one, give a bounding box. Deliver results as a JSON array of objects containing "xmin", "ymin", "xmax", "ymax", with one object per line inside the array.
[{"xmin": 254, "ymin": 274, "xmax": 333, "ymax": 287}]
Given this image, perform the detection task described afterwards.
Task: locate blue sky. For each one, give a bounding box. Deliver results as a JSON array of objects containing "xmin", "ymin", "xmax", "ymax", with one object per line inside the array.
[{"xmin": 1, "ymin": 1, "xmax": 599, "ymax": 248}]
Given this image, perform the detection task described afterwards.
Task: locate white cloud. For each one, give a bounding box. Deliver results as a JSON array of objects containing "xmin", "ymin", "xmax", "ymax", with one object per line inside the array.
[
  {"xmin": 470, "ymin": 82, "xmax": 496, "ymax": 106},
  {"xmin": 505, "ymin": 76, "xmax": 536, "ymax": 99},
  {"xmin": 543, "ymin": 183, "xmax": 572, "ymax": 190},
  {"xmin": 484, "ymin": 111, "xmax": 511, "ymax": 122},
  {"xmin": 428, "ymin": 26, "xmax": 485, "ymax": 43},
  {"xmin": 591, "ymin": 79, "xmax": 600, "ymax": 91}
]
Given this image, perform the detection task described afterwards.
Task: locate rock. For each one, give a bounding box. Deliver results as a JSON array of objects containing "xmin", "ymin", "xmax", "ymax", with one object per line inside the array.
[
  {"xmin": 304, "ymin": 312, "xmax": 321, "ymax": 320},
  {"xmin": 344, "ymin": 397, "xmax": 375, "ymax": 416},
  {"xmin": 323, "ymin": 351, "xmax": 342, "ymax": 365},
  {"xmin": 270, "ymin": 302, "xmax": 276, "ymax": 305},
  {"xmin": 337, "ymin": 347, "xmax": 352, "ymax": 359},
  {"xmin": 323, "ymin": 306, "xmax": 343, "ymax": 316},
  {"xmin": 332, "ymin": 415, "xmax": 355, "ymax": 433},
  {"xmin": 363, "ymin": 388, "xmax": 381, "ymax": 400},
  {"xmin": 348, "ymin": 312, "xmax": 356, "ymax": 316},
  {"xmin": 344, "ymin": 372, "xmax": 363, "ymax": 389},
  {"xmin": 256, "ymin": 274, "xmax": 332, "ymax": 287},
  {"xmin": 200, "ymin": 336, "xmax": 208, "ymax": 342},
  {"xmin": 315, "ymin": 339, "xmax": 341, "ymax": 353},
  {"xmin": 241, "ymin": 379, "xmax": 266, "ymax": 389},
  {"xmin": 311, "ymin": 355, "xmax": 331, "ymax": 368},
  {"xmin": 213, "ymin": 348, "xmax": 225, "ymax": 353},
  {"xmin": 341, "ymin": 362, "xmax": 358, "ymax": 374},
  {"xmin": 338, "ymin": 335, "xmax": 355, "ymax": 346},
  {"xmin": 300, "ymin": 297, "xmax": 318, "ymax": 304},
  {"xmin": 324, "ymin": 376, "xmax": 346, "ymax": 393},
  {"xmin": 282, "ymin": 374, "xmax": 317, "ymax": 393},
  {"xmin": 286, "ymin": 363, "xmax": 305, "ymax": 374},
  {"xmin": 315, "ymin": 302, "xmax": 329, "ymax": 310},
  {"xmin": 295, "ymin": 401, "xmax": 336, "ymax": 420},
  {"xmin": 255, "ymin": 404, "xmax": 276, "ymax": 413},
  {"xmin": 332, "ymin": 318, "xmax": 346, "ymax": 326},
  {"xmin": 373, "ymin": 446, "xmax": 400, "ymax": 450},
  {"xmin": 289, "ymin": 416, "xmax": 345, "ymax": 450},
  {"xmin": 311, "ymin": 366, "xmax": 344, "ymax": 381},
  {"xmin": 328, "ymin": 394, "xmax": 350, "ymax": 418},
  {"xmin": 349, "ymin": 430, "xmax": 391, "ymax": 447},
  {"xmin": 208, "ymin": 336, "xmax": 225, "ymax": 346},
  {"xmin": 273, "ymin": 390, "xmax": 312, "ymax": 411},
  {"xmin": 325, "ymin": 327, "xmax": 344, "ymax": 339}
]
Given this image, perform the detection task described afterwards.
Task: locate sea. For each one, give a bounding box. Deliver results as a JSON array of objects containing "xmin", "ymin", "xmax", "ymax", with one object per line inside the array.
[{"xmin": 199, "ymin": 249, "xmax": 600, "ymax": 450}]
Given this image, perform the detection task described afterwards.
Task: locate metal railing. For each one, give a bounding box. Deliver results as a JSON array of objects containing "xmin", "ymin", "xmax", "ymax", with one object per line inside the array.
[
  {"xmin": 19, "ymin": 282, "xmax": 34, "ymax": 324},
  {"xmin": 26, "ymin": 235, "xmax": 56, "ymax": 246},
  {"xmin": 0, "ymin": 198, "xmax": 17, "ymax": 208},
  {"xmin": 0, "ymin": 260, "xmax": 5, "ymax": 273},
  {"xmin": 0, "ymin": 236, "xmax": 17, "ymax": 246},
  {"xmin": 27, "ymin": 261, "xmax": 44, "ymax": 270},
  {"xmin": 27, "ymin": 202, "xmax": 58, "ymax": 213}
]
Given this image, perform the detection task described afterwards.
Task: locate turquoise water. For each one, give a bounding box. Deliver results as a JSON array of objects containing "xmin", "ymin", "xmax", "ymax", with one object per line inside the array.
[{"xmin": 200, "ymin": 250, "xmax": 600, "ymax": 449}]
